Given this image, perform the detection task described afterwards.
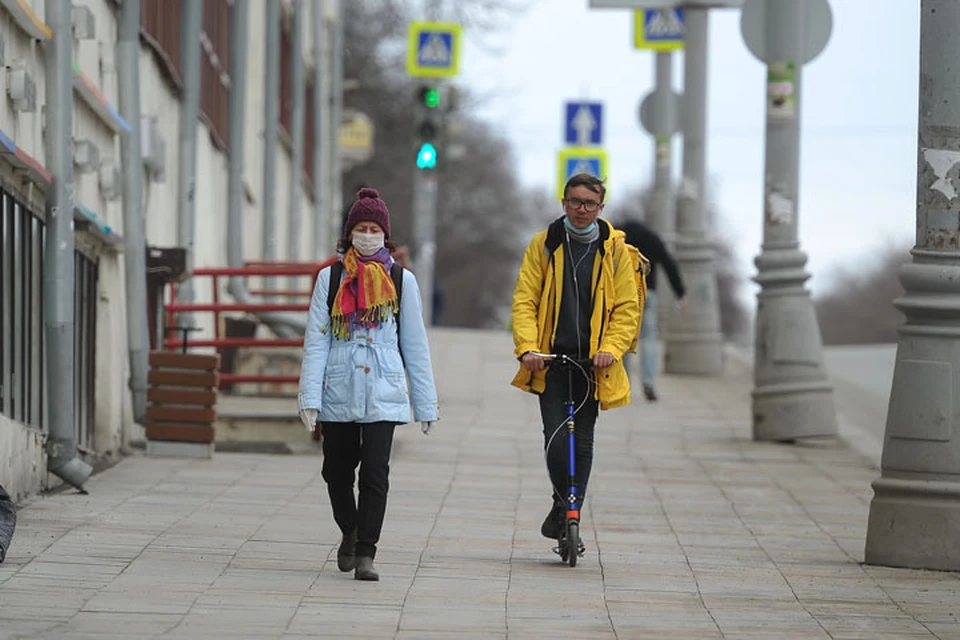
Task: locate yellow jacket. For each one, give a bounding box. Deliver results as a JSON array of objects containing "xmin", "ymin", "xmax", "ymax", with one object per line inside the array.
[{"xmin": 511, "ymin": 218, "xmax": 640, "ymax": 410}]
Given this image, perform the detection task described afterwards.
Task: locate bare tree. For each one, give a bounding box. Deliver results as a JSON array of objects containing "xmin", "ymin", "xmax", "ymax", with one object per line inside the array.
[
  {"xmin": 814, "ymin": 241, "xmax": 908, "ymax": 345},
  {"xmin": 341, "ymin": 0, "xmax": 540, "ymax": 328},
  {"xmin": 432, "ymin": 119, "xmax": 550, "ymax": 327},
  {"xmin": 421, "ymin": 0, "xmax": 529, "ymax": 35}
]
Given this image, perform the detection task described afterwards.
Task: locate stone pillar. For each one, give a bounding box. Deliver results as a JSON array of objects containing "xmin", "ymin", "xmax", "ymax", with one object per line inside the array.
[{"xmin": 864, "ymin": 0, "xmax": 960, "ymax": 571}]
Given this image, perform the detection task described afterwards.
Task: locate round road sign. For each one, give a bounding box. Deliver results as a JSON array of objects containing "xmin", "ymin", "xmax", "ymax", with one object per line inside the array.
[{"xmin": 740, "ymin": 0, "xmax": 832, "ymax": 64}]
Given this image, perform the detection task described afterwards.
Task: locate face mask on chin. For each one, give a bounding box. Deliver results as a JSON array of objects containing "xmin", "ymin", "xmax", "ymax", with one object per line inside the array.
[{"xmin": 351, "ymin": 231, "xmax": 385, "ymax": 256}]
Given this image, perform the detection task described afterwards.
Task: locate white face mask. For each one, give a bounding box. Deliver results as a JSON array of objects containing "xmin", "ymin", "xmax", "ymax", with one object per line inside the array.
[{"xmin": 351, "ymin": 231, "xmax": 385, "ymax": 256}]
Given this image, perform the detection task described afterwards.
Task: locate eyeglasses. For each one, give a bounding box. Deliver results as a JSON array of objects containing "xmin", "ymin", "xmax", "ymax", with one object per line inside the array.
[{"xmin": 563, "ymin": 198, "xmax": 602, "ymax": 213}]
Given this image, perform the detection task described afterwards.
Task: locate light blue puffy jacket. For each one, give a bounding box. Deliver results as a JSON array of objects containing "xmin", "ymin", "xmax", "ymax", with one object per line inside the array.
[{"xmin": 298, "ymin": 264, "xmax": 440, "ymax": 424}]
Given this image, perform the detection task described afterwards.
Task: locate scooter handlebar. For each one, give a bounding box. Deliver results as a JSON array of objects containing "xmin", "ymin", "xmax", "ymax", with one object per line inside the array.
[{"xmin": 527, "ymin": 352, "xmax": 594, "ymax": 370}]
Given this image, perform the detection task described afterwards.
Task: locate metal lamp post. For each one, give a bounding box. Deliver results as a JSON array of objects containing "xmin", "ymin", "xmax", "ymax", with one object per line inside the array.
[{"xmin": 740, "ymin": 0, "xmax": 837, "ymax": 441}]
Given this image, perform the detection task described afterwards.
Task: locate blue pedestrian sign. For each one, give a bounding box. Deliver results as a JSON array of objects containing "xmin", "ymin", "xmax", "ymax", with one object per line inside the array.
[
  {"xmin": 564, "ymin": 102, "xmax": 603, "ymax": 146},
  {"xmin": 406, "ymin": 22, "xmax": 463, "ymax": 78},
  {"xmin": 557, "ymin": 147, "xmax": 609, "ymax": 200},
  {"xmin": 634, "ymin": 9, "xmax": 685, "ymax": 51}
]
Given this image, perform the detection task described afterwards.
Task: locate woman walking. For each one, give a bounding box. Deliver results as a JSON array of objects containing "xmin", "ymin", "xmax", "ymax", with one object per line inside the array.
[{"xmin": 299, "ymin": 188, "xmax": 440, "ymax": 581}]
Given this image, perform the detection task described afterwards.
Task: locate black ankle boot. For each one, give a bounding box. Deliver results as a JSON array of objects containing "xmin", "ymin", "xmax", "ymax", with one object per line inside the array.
[
  {"xmin": 337, "ymin": 530, "xmax": 357, "ymax": 572},
  {"xmin": 540, "ymin": 502, "xmax": 564, "ymax": 539},
  {"xmin": 354, "ymin": 556, "xmax": 379, "ymax": 581}
]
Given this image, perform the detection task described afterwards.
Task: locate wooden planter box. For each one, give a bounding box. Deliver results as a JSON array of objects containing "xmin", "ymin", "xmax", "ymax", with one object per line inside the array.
[{"xmin": 145, "ymin": 351, "xmax": 220, "ymax": 456}]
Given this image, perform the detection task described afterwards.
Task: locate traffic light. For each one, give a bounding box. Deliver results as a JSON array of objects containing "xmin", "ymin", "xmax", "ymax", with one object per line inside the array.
[
  {"xmin": 419, "ymin": 85, "xmax": 440, "ymax": 109},
  {"xmin": 417, "ymin": 116, "xmax": 438, "ymax": 142},
  {"xmin": 414, "ymin": 84, "xmax": 443, "ymax": 170},
  {"xmin": 416, "ymin": 143, "xmax": 437, "ymax": 169}
]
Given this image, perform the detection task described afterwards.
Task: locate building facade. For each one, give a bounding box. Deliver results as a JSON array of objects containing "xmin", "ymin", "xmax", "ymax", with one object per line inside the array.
[{"xmin": 0, "ymin": 0, "xmax": 334, "ymax": 502}]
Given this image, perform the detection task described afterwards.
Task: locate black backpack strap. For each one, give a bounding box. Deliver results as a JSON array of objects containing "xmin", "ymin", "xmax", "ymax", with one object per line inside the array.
[
  {"xmin": 391, "ymin": 264, "xmax": 404, "ymax": 365},
  {"xmin": 541, "ymin": 218, "xmax": 567, "ymax": 289},
  {"xmin": 390, "ymin": 264, "xmax": 403, "ymax": 323},
  {"xmin": 325, "ymin": 261, "xmax": 343, "ymax": 313},
  {"xmin": 596, "ymin": 218, "xmax": 611, "ymax": 258},
  {"xmin": 544, "ymin": 217, "xmax": 565, "ymax": 254}
]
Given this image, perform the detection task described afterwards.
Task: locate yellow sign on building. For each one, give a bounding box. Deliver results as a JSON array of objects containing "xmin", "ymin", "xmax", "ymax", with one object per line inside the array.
[{"xmin": 340, "ymin": 110, "xmax": 374, "ymax": 165}]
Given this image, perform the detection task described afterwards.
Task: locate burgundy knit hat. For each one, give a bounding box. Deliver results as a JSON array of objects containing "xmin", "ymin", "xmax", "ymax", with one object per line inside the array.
[{"xmin": 344, "ymin": 187, "xmax": 391, "ymax": 239}]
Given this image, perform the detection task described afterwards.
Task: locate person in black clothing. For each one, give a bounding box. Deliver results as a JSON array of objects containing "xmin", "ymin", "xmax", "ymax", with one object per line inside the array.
[{"xmin": 619, "ymin": 219, "xmax": 686, "ymax": 401}]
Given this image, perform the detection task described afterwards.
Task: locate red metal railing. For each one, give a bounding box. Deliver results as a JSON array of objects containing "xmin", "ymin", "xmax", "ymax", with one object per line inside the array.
[
  {"xmin": 163, "ymin": 259, "xmax": 336, "ymax": 386},
  {"xmin": 243, "ymin": 261, "xmax": 318, "ymax": 298}
]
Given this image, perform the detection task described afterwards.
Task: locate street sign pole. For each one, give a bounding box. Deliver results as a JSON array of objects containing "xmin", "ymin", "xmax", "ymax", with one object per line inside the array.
[
  {"xmin": 865, "ymin": 0, "xmax": 960, "ymax": 571},
  {"xmin": 649, "ymin": 52, "xmax": 675, "ymax": 239},
  {"xmin": 741, "ymin": 0, "xmax": 836, "ymax": 441},
  {"xmin": 412, "ymin": 167, "xmax": 437, "ymax": 326},
  {"xmin": 330, "ymin": 0, "xmax": 344, "ymax": 254},
  {"xmin": 412, "ymin": 80, "xmax": 442, "ymax": 328},
  {"xmin": 593, "ymin": 0, "xmax": 739, "ymax": 376},
  {"xmin": 407, "ymin": 21, "xmax": 462, "ymax": 327},
  {"xmin": 639, "ymin": 46, "xmax": 681, "ymax": 337},
  {"xmin": 634, "ymin": 5, "xmax": 684, "ymax": 356},
  {"xmin": 663, "ymin": 7, "xmax": 724, "ymax": 375},
  {"xmin": 651, "ymin": 51, "xmax": 678, "ymax": 334}
]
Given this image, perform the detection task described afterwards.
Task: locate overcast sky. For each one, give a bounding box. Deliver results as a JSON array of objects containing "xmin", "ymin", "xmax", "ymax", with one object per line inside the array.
[{"xmin": 457, "ymin": 1, "xmax": 920, "ymax": 299}]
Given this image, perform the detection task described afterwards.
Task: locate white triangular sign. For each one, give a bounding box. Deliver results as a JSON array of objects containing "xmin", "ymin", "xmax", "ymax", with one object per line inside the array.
[
  {"xmin": 420, "ymin": 34, "xmax": 451, "ymax": 65},
  {"xmin": 571, "ymin": 160, "xmax": 596, "ymax": 176},
  {"xmin": 647, "ymin": 10, "xmax": 684, "ymax": 38}
]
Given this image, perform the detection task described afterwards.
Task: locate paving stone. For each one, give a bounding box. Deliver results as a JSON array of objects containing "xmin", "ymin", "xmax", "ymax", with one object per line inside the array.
[
  {"xmin": 49, "ymin": 612, "xmax": 182, "ymax": 636},
  {"xmin": 2, "ymin": 331, "xmax": 958, "ymax": 639}
]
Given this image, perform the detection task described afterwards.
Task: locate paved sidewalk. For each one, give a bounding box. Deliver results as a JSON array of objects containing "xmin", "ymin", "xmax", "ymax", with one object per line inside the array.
[{"xmin": 2, "ymin": 329, "xmax": 959, "ymax": 639}]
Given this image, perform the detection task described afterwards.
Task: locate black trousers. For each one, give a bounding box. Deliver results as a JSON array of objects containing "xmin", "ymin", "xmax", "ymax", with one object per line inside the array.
[
  {"xmin": 538, "ymin": 366, "xmax": 599, "ymax": 511},
  {"xmin": 321, "ymin": 421, "xmax": 396, "ymax": 559}
]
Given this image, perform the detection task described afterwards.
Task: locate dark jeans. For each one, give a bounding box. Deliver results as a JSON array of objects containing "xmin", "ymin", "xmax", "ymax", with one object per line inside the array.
[
  {"xmin": 321, "ymin": 421, "xmax": 396, "ymax": 559},
  {"xmin": 538, "ymin": 366, "xmax": 599, "ymax": 512}
]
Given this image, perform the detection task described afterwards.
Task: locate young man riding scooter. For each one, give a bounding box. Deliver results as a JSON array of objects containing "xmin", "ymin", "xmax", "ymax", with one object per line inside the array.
[{"xmin": 509, "ymin": 173, "xmax": 641, "ymax": 549}]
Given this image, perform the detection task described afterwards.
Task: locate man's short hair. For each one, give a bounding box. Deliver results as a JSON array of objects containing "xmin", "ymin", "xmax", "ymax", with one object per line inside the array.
[{"xmin": 563, "ymin": 173, "xmax": 606, "ymax": 202}]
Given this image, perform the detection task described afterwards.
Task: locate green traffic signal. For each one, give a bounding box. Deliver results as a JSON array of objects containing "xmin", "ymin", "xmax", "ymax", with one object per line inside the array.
[
  {"xmin": 420, "ymin": 85, "xmax": 440, "ymax": 109},
  {"xmin": 416, "ymin": 142, "xmax": 437, "ymax": 169}
]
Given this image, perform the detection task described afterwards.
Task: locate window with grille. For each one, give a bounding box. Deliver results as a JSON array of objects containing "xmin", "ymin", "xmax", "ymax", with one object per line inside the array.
[{"xmin": 0, "ymin": 189, "xmax": 98, "ymax": 445}]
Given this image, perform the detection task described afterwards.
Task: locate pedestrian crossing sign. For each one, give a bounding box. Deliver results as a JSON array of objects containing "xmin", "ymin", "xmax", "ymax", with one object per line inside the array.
[
  {"xmin": 407, "ymin": 22, "xmax": 462, "ymax": 78},
  {"xmin": 557, "ymin": 147, "xmax": 609, "ymax": 200},
  {"xmin": 634, "ymin": 8, "xmax": 685, "ymax": 51}
]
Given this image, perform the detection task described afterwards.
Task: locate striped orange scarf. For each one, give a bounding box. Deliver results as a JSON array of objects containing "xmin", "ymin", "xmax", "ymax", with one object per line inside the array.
[{"xmin": 330, "ymin": 247, "xmax": 398, "ymax": 340}]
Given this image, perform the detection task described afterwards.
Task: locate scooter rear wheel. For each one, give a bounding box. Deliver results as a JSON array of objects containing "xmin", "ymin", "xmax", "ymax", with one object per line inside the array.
[{"xmin": 566, "ymin": 521, "xmax": 579, "ymax": 567}]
